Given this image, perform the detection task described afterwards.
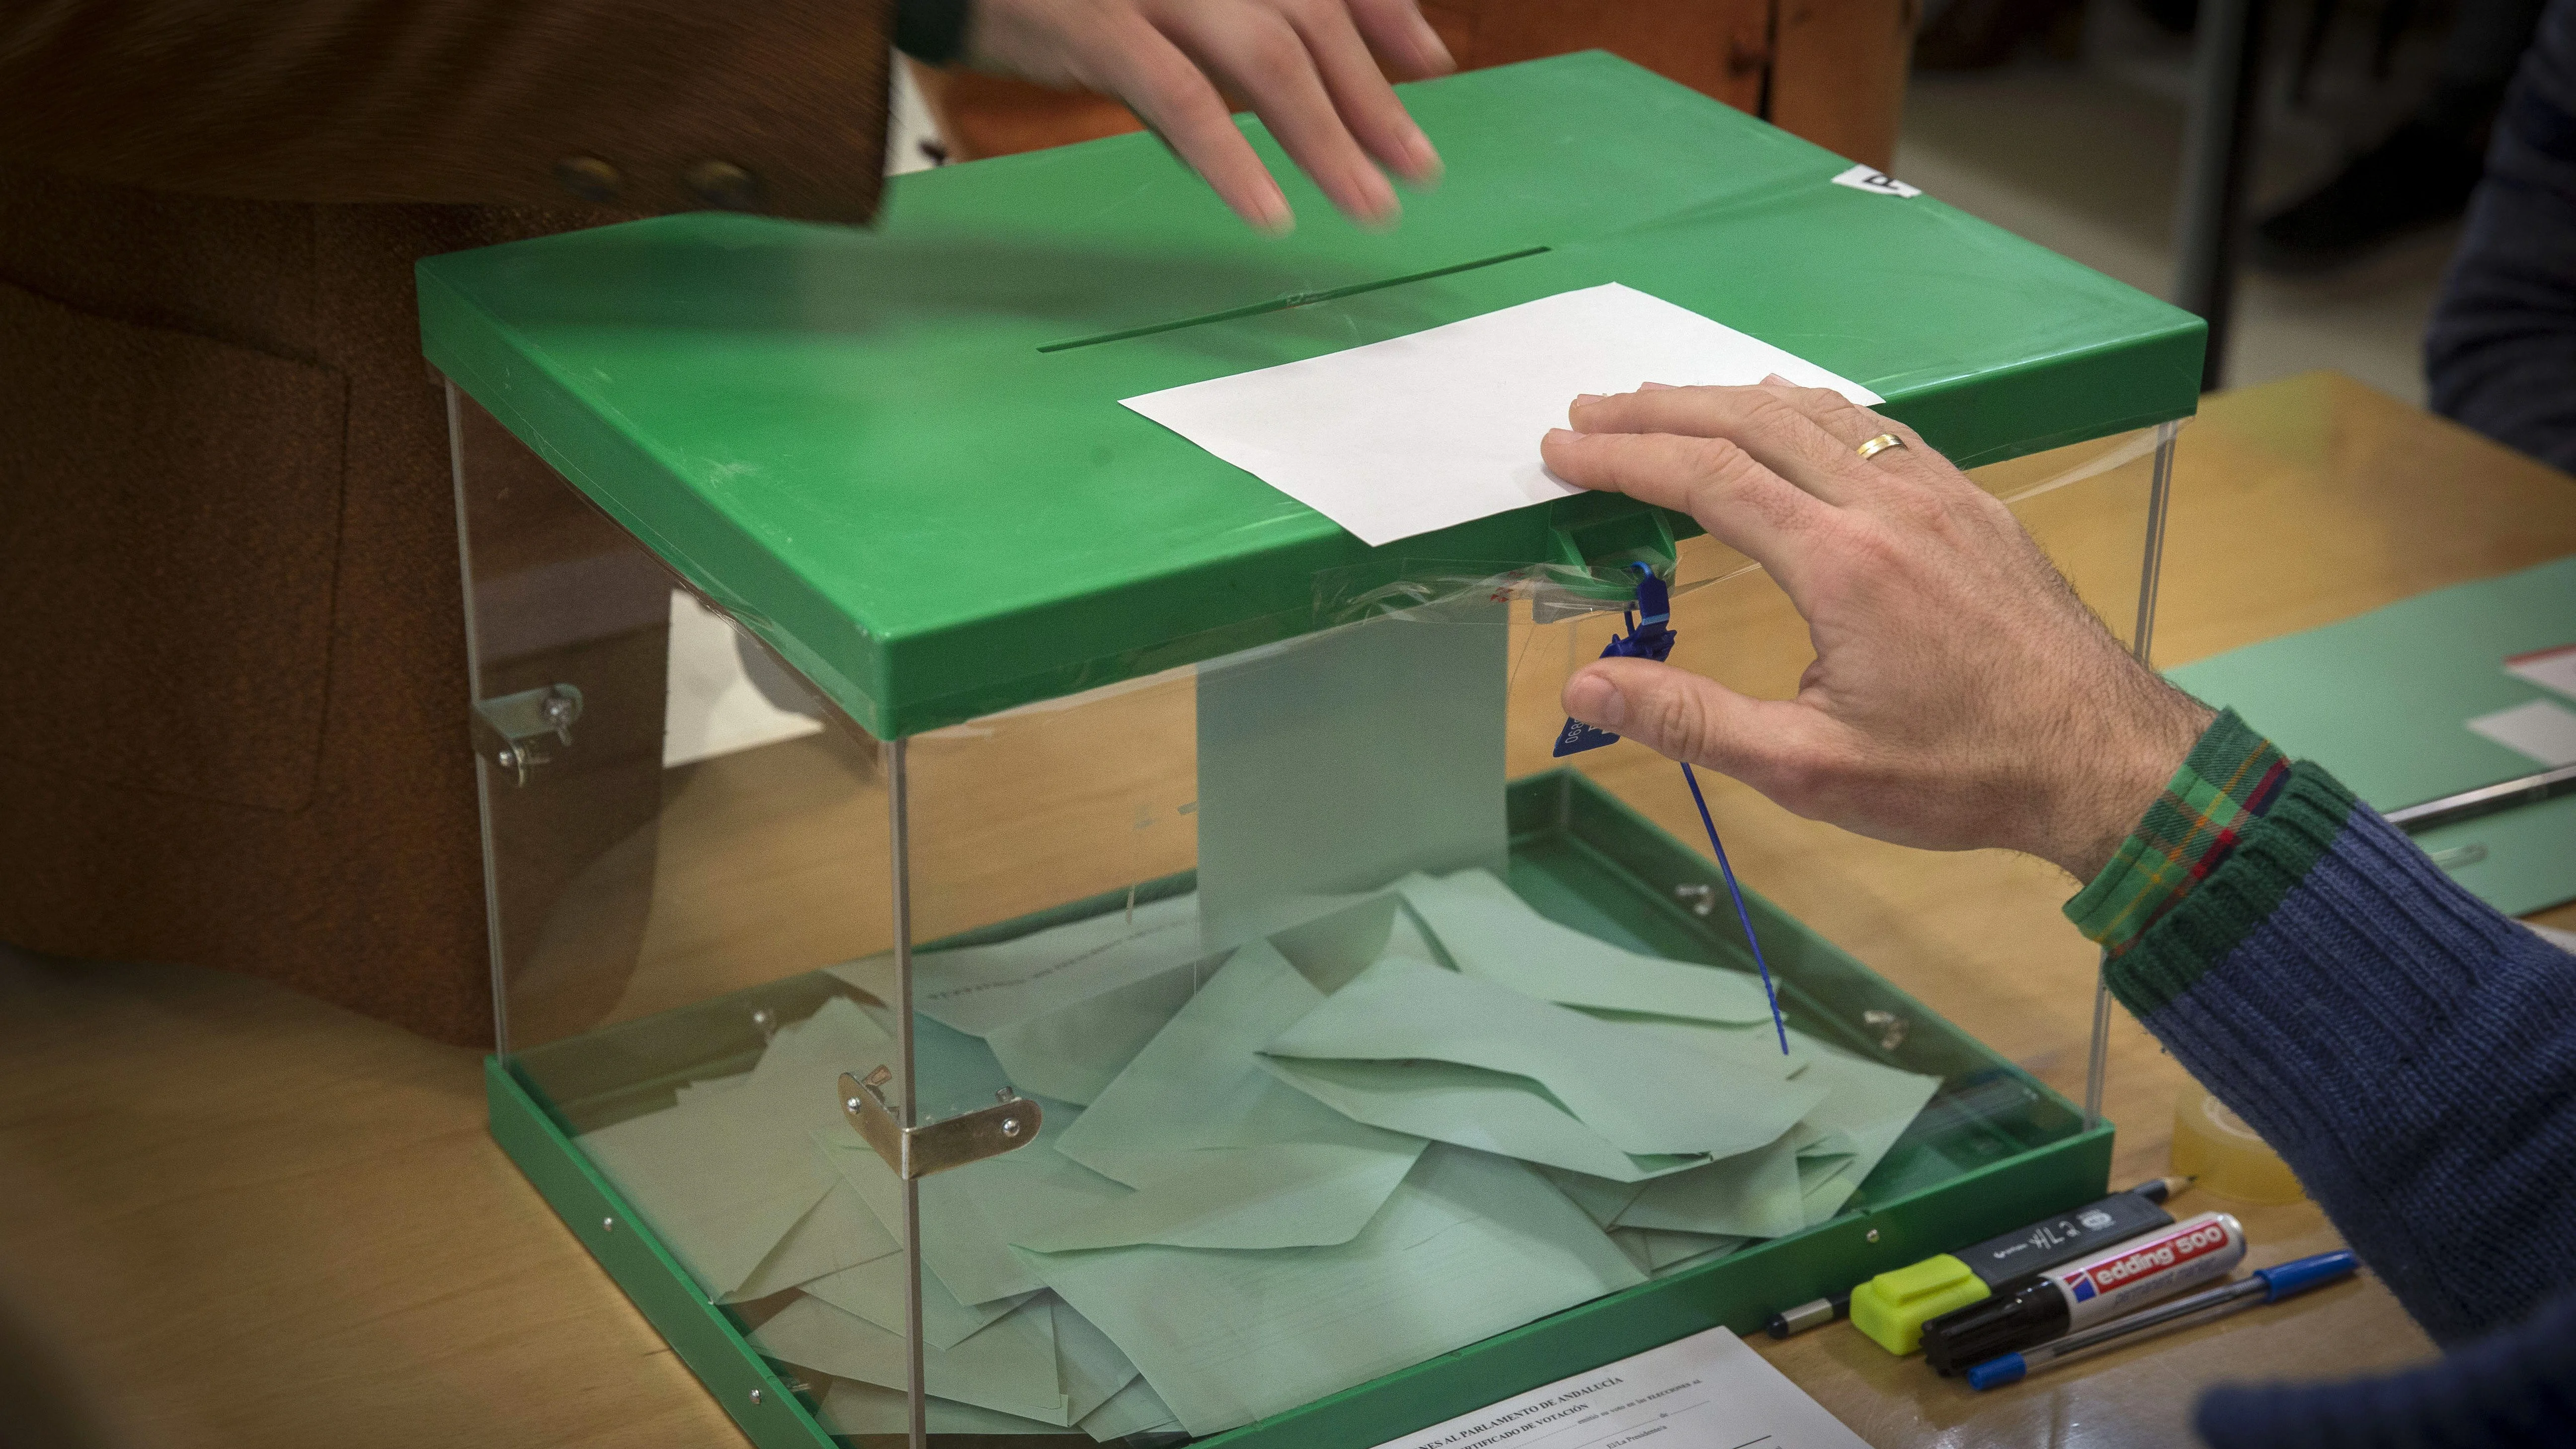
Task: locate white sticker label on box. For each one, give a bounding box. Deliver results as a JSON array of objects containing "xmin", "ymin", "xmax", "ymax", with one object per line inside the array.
[{"xmin": 1832, "ymin": 163, "xmax": 1923, "ymax": 198}]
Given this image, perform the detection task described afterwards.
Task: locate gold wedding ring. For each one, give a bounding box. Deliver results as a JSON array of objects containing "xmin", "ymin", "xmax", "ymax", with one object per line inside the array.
[{"xmin": 1856, "ymin": 432, "xmax": 1907, "ymax": 462}]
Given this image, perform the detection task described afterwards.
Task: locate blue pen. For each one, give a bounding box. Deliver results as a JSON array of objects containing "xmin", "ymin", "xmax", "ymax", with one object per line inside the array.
[{"xmin": 1965, "ymin": 1250, "xmax": 2359, "ymax": 1390}]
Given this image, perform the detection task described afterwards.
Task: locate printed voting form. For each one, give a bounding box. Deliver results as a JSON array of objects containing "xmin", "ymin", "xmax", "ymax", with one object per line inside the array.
[{"xmin": 1367, "ymin": 1325, "xmax": 1868, "ymax": 1449}]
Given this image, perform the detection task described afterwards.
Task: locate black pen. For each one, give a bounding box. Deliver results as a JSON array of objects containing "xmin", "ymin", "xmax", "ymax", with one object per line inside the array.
[{"xmin": 1764, "ymin": 1176, "xmax": 2190, "ymax": 1345}]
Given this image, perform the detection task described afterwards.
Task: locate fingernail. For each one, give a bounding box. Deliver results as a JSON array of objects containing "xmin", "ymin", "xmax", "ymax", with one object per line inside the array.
[
  {"xmin": 1252, "ymin": 186, "xmax": 1294, "ymax": 236},
  {"xmin": 1565, "ymin": 670, "xmax": 1624, "ymax": 730},
  {"xmin": 1401, "ymin": 124, "xmax": 1443, "ymax": 182},
  {"xmin": 1544, "ymin": 428, "xmax": 1584, "ymax": 445},
  {"xmin": 1354, "ymin": 170, "xmax": 1401, "ymax": 228},
  {"xmin": 1573, "ymin": 393, "xmax": 1604, "ymax": 406},
  {"xmin": 1413, "ymin": 21, "xmax": 1458, "ymax": 72},
  {"xmin": 1639, "ymin": 380, "xmax": 1677, "ymax": 392},
  {"xmin": 1762, "ymin": 372, "xmax": 1791, "ymax": 385}
]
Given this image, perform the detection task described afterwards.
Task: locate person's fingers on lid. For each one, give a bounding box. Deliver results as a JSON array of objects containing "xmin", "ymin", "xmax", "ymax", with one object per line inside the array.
[
  {"xmin": 1568, "ymin": 385, "xmax": 1880, "ymax": 506},
  {"xmin": 1563, "ymin": 658, "xmax": 1849, "ymax": 813},
  {"xmin": 1271, "ymin": 0, "xmax": 1441, "ymax": 181},
  {"xmin": 1164, "ymin": 2, "xmax": 1400, "ymax": 223},
  {"xmin": 1753, "ymin": 379, "xmax": 1941, "ymax": 473},
  {"xmin": 1540, "ymin": 427, "xmax": 1830, "ymax": 596},
  {"xmin": 1102, "ymin": 15, "xmax": 1295, "ymax": 230},
  {"xmin": 1346, "ymin": 0, "xmax": 1456, "ymax": 77}
]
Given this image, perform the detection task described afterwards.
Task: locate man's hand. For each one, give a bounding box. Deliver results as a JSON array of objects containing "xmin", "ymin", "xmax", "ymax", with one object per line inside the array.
[
  {"xmin": 1543, "ymin": 382, "xmax": 2212, "ymax": 883},
  {"xmin": 965, "ymin": 0, "xmax": 1451, "ymax": 232}
]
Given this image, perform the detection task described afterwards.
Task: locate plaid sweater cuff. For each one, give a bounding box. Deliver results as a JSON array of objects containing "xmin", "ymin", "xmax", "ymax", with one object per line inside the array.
[{"xmin": 2064, "ymin": 708, "xmax": 2292, "ymax": 954}]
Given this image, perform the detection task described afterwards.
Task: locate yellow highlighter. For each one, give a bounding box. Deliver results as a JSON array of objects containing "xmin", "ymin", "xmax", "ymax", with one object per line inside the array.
[{"xmin": 1771, "ymin": 1177, "xmax": 2188, "ymax": 1355}]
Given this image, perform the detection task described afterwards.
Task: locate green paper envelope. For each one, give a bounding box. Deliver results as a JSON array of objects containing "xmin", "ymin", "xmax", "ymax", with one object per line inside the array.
[
  {"xmin": 1015, "ymin": 1143, "xmax": 1424, "ymax": 1253},
  {"xmin": 801, "ymin": 1248, "xmax": 1032, "ymax": 1351},
  {"xmin": 1196, "ymin": 613, "xmax": 1510, "ymax": 954},
  {"xmin": 753, "ymin": 1292, "xmax": 1081, "ymax": 1425},
  {"xmin": 819, "ymin": 1106, "xmax": 1127, "ymax": 1308},
  {"xmin": 891, "ymin": 892, "xmax": 1204, "ymax": 1025},
  {"xmin": 1396, "ymin": 868, "xmax": 1776, "ymax": 1024},
  {"xmin": 726, "ymin": 1181, "xmax": 900, "ymax": 1304},
  {"xmin": 575, "ymin": 1088, "xmax": 836, "ymax": 1299},
  {"xmin": 818, "ymin": 1380, "xmax": 1064, "ymax": 1438},
  {"xmin": 1055, "ymin": 942, "xmax": 1427, "ymax": 1178},
  {"xmin": 1259, "ymin": 957, "xmax": 1821, "ymax": 1174},
  {"xmin": 1073, "ymin": 1375, "xmax": 1182, "ymax": 1441},
  {"xmin": 1015, "ymin": 1144, "xmax": 1644, "ymax": 1438}
]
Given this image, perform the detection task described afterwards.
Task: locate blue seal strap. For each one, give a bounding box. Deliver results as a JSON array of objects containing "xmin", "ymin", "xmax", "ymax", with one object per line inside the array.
[{"xmin": 1550, "ymin": 565, "xmax": 1789, "ymax": 1055}]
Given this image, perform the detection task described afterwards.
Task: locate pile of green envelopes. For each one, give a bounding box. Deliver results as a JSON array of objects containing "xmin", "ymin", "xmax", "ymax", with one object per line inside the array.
[{"xmin": 577, "ymin": 869, "xmax": 1937, "ymax": 1440}]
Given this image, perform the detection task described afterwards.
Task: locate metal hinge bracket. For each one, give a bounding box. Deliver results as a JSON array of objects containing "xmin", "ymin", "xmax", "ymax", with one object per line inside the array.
[
  {"xmin": 471, "ymin": 683, "xmax": 583, "ymax": 787},
  {"xmin": 839, "ymin": 1067, "xmax": 1041, "ymax": 1180}
]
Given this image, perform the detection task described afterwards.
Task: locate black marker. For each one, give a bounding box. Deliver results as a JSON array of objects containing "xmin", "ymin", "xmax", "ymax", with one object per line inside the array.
[{"xmin": 1763, "ymin": 1176, "xmax": 2188, "ymax": 1345}]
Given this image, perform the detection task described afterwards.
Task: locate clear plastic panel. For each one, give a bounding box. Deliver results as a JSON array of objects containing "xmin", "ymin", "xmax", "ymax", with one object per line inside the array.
[
  {"xmin": 883, "ymin": 426, "xmax": 2170, "ymax": 1445},
  {"xmin": 453, "ymin": 382, "xmax": 2170, "ymax": 1447},
  {"xmin": 450, "ymin": 386, "xmax": 920, "ymax": 1438}
]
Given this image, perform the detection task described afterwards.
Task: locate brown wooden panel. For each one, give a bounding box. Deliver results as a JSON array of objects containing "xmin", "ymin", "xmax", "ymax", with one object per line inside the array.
[
  {"xmin": 1770, "ymin": 0, "xmax": 1919, "ymax": 170},
  {"xmin": 1459, "ymin": 0, "xmax": 1768, "ymax": 115}
]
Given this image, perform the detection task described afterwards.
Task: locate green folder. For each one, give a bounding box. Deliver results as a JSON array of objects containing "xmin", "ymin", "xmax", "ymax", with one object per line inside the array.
[{"xmin": 2164, "ymin": 556, "xmax": 2576, "ymax": 915}]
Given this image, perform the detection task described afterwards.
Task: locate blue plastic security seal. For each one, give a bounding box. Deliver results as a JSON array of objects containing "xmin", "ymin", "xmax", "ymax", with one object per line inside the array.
[
  {"xmin": 1551, "ymin": 565, "xmax": 1676, "ymax": 756},
  {"xmin": 1551, "ymin": 564, "xmax": 1790, "ymax": 1054},
  {"xmin": 1965, "ymin": 1353, "xmax": 2028, "ymax": 1391}
]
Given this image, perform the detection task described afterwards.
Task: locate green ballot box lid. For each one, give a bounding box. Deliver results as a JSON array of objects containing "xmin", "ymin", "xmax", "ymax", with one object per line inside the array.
[{"xmin": 418, "ymin": 52, "xmax": 2202, "ymax": 737}]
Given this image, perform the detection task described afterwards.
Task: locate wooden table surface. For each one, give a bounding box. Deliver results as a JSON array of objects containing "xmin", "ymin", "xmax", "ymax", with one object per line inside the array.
[{"xmin": 3, "ymin": 370, "xmax": 2572, "ymax": 1449}]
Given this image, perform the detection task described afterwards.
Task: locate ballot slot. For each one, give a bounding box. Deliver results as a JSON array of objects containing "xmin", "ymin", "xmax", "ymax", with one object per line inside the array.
[{"xmin": 1035, "ymin": 244, "xmax": 1552, "ymax": 354}]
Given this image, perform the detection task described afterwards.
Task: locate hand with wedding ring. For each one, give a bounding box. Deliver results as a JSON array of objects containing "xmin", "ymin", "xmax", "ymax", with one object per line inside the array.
[{"xmin": 1539, "ymin": 379, "xmax": 2212, "ymax": 881}]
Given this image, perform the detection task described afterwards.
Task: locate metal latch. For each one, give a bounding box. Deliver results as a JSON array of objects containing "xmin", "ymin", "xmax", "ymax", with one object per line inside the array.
[
  {"xmin": 839, "ymin": 1067, "xmax": 1042, "ymax": 1179},
  {"xmin": 471, "ymin": 683, "xmax": 583, "ymax": 787}
]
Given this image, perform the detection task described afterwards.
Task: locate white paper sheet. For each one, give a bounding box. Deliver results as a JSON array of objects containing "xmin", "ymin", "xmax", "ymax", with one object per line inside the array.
[
  {"xmin": 1122, "ymin": 283, "xmax": 1882, "ymax": 547},
  {"xmin": 2506, "ymin": 643, "xmax": 2576, "ymax": 700},
  {"xmin": 1365, "ymin": 1324, "xmax": 1869, "ymax": 1449},
  {"xmin": 2466, "ymin": 698, "xmax": 2576, "ymax": 767}
]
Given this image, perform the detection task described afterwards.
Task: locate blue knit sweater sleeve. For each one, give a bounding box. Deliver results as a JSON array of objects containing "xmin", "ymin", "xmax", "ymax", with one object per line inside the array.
[
  {"xmin": 2102, "ymin": 761, "xmax": 2576, "ymax": 1344},
  {"xmin": 2076, "ymin": 724, "xmax": 2576, "ymax": 1448},
  {"xmin": 2426, "ymin": 0, "xmax": 2576, "ymax": 471}
]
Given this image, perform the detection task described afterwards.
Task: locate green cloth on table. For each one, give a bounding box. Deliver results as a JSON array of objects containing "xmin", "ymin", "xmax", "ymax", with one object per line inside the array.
[{"xmin": 2162, "ymin": 556, "xmax": 2576, "ymax": 914}]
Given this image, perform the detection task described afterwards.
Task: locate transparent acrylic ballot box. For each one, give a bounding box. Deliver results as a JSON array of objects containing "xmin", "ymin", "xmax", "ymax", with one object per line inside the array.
[{"xmin": 425, "ymin": 51, "xmax": 2201, "ymax": 1449}]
